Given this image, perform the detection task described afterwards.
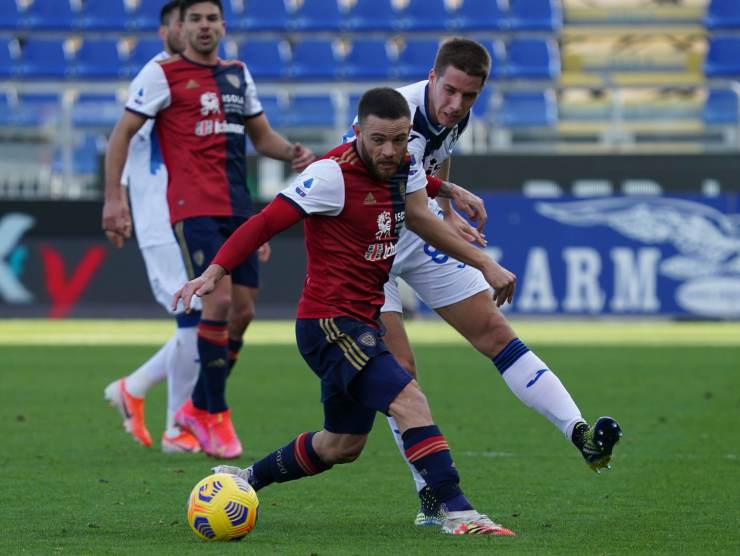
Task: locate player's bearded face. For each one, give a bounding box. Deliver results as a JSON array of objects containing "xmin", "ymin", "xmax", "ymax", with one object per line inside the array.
[
  {"xmin": 355, "ymin": 116, "xmax": 411, "ymax": 181},
  {"xmin": 183, "ymin": 4, "xmax": 225, "ymax": 56},
  {"xmin": 428, "ymin": 66, "xmax": 484, "ymax": 128},
  {"xmin": 165, "ymin": 18, "xmax": 186, "ymax": 54}
]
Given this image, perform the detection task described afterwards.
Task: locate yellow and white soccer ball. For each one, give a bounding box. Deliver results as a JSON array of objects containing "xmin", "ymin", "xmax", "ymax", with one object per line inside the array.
[{"xmin": 186, "ymin": 473, "xmax": 259, "ymax": 541}]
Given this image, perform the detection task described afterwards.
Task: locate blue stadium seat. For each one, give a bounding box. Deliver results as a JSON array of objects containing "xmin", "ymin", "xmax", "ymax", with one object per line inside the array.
[
  {"xmin": 15, "ymin": 39, "xmax": 69, "ymax": 79},
  {"xmin": 21, "ymin": 0, "xmax": 76, "ymax": 30},
  {"xmin": 287, "ymin": 95, "xmax": 335, "ymax": 128},
  {"xmin": 77, "ymin": 0, "xmax": 132, "ymax": 31},
  {"xmin": 72, "ymin": 94, "xmax": 123, "ymax": 128},
  {"xmin": 289, "ymin": 39, "xmax": 339, "ymax": 81},
  {"xmin": 242, "ymin": 0, "xmax": 289, "ymax": 32},
  {"xmin": 290, "ymin": 0, "xmax": 341, "ymax": 31},
  {"xmin": 342, "ymin": 0, "xmax": 395, "ymax": 32},
  {"xmin": 395, "ymin": 39, "xmax": 438, "ymax": 81},
  {"xmin": 705, "ymin": 37, "xmax": 740, "ymax": 77},
  {"xmin": 0, "ymin": 38, "xmax": 13, "ymax": 79},
  {"xmin": 125, "ymin": 38, "xmax": 164, "ymax": 77},
  {"xmin": 702, "ymin": 89, "xmax": 739, "ymax": 125},
  {"xmin": 53, "ymin": 133, "xmax": 102, "ymax": 175},
  {"xmin": 476, "ymin": 37, "xmax": 506, "ymax": 80},
  {"xmin": 496, "ymin": 91, "xmax": 558, "ymax": 127},
  {"xmin": 15, "ymin": 93, "xmax": 61, "ymax": 127},
  {"xmin": 503, "ymin": 38, "xmax": 561, "ymax": 80},
  {"xmin": 0, "ymin": 0, "xmax": 20, "ymax": 31},
  {"xmin": 452, "ymin": 0, "xmax": 507, "ymax": 31},
  {"xmin": 471, "ymin": 86, "xmax": 493, "ymax": 120},
  {"xmin": 73, "ymin": 39, "xmax": 123, "ymax": 79},
  {"xmin": 130, "ymin": 1, "xmax": 162, "ymax": 30},
  {"xmin": 397, "ymin": 0, "xmax": 450, "ymax": 32},
  {"xmin": 239, "ymin": 39, "xmax": 286, "ymax": 80},
  {"xmin": 705, "ymin": 0, "xmax": 740, "ymax": 30},
  {"xmin": 508, "ymin": 0, "xmax": 562, "ymax": 32},
  {"xmin": 342, "ymin": 39, "xmax": 393, "ymax": 81},
  {"xmin": 258, "ymin": 94, "xmax": 287, "ymax": 127}
]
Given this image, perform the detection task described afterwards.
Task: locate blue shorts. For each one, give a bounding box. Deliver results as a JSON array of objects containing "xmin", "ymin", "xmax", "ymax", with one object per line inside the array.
[
  {"xmin": 296, "ymin": 317, "xmax": 413, "ymax": 435},
  {"xmin": 173, "ymin": 216, "xmax": 259, "ymax": 288}
]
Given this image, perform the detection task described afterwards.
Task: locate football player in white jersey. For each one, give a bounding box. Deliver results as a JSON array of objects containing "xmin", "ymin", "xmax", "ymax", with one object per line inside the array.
[
  {"xmin": 349, "ymin": 38, "xmax": 623, "ymax": 525},
  {"xmin": 102, "ymin": 1, "xmax": 204, "ymax": 453}
]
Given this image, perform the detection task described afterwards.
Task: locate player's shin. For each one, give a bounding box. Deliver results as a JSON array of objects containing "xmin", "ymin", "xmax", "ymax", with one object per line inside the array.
[
  {"xmin": 196, "ymin": 319, "xmax": 230, "ymax": 413},
  {"xmin": 493, "ymin": 338, "xmax": 584, "ymax": 438},
  {"xmin": 387, "ymin": 415, "xmax": 427, "ymax": 492}
]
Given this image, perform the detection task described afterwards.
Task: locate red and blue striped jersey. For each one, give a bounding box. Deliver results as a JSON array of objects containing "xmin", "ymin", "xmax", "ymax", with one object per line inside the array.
[{"xmin": 125, "ymin": 54, "xmax": 263, "ymax": 224}]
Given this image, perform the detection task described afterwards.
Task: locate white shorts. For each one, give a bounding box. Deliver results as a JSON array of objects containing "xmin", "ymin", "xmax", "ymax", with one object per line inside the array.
[
  {"xmin": 141, "ymin": 242, "xmax": 202, "ymax": 315},
  {"xmin": 382, "ymin": 200, "xmax": 490, "ymax": 313}
]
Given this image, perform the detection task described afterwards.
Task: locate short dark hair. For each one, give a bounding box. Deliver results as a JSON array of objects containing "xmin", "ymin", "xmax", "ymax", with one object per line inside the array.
[
  {"xmin": 357, "ymin": 88, "xmax": 411, "ymax": 125},
  {"xmin": 179, "ymin": 0, "xmax": 223, "ymax": 20},
  {"xmin": 160, "ymin": 1, "xmax": 181, "ymax": 25},
  {"xmin": 433, "ymin": 38, "xmax": 491, "ymax": 85}
]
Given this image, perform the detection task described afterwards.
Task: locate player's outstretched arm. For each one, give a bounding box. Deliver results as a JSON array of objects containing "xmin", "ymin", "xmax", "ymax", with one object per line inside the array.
[
  {"xmin": 102, "ymin": 111, "xmax": 147, "ymax": 247},
  {"xmin": 405, "ymin": 189, "xmax": 515, "ymax": 306}
]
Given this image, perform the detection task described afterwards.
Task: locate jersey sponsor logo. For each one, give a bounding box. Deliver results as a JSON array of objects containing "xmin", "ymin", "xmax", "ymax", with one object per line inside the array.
[
  {"xmin": 186, "ymin": 79, "xmax": 199, "ymax": 89},
  {"xmin": 364, "ymin": 242, "xmax": 396, "ymax": 262},
  {"xmin": 194, "ymin": 120, "xmax": 245, "ymax": 136},
  {"xmin": 363, "ymin": 192, "xmax": 376, "ymax": 205},
  {"xmin": 221, "ymin": 93, "xmax": 245, "ymax": 114},
  {"xmin": 200, "ymin": 92, "xmax": 221, "ymax": 116},
  {"xmin": 375, "ymin": 210, "xmax": 392, "ymax": 240}
]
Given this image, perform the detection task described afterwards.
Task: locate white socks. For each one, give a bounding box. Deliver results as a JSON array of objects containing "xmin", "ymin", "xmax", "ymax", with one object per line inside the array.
[
  {"xmin": 123, "ymin": 337, "xmax": 173, "ymax": 398},
  {"xmin": 164, "ymin": 326, "xmax": 200, "ymax": 436},
  {"xmin": 387, "ymin": 415, "xmax": 427, "ymax": 492},
  {"xmin": 500, "ymin": 349, "xmax": 583, "ymax": 439}
]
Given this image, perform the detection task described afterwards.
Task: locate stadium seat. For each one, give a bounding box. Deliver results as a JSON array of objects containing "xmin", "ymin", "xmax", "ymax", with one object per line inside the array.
[
  {"xmin": 395, "ymin": 39, "xmax": 438, "ymax": 81},
  {"xmin": 73, "ymin": 39, "xmax": 123, "ymax": 79},
  {"xmin": 77, "ymin": 0, "xmax": 132, "ymax": 31},
  {"xmin": 72, "ymin": 94, "xmax": 123, "ymax": 128},
  {"xmin": 452, "ymin": 0, "xmax": 507, "ymax": 31},
  {"xmin": 287, "ymin": 95, "xmax": 335, "ymax": 128},
  {"xmin": 342, "ymin": 0, "xmax": 395, "ymax": 32},
  {"xmin": 15, "ymin": 93, "xmax": 61, "ymax": 127},
  {"xmin": 15, "ymin": 39, "xmax": 69, "ymax": 79},
  {"xmin": 495, "ymin": 90, "xmax": 558, "ymax": 127},
  {"xmin": 702, "ymin": 89, "xmax": 739, "ymax": 125},
  {"xmin": 258, "ymin": 94, "xmax": 287, "ymax": 127},
  {"xmin": 476, "ymin": 37, "xmax": 506, "ymax": 80},
  {"xmin": 502, "ymin": 38, "xmax": 561, "ymax": 80},
  {"xmin": 705, "ymin": 0, "xmax": 740, "ymax": 30},
  {"xmin": 508, "ymin": 0, "xmax": 563, "ymax": 32},
  {"xmin": 238, "ymin": 39, "xmax": 286, "ymax": 80},
  {"xmin": 0, "ymin": 0, "xmax": 20, "ymax": 31},
  {"xmin": 396, "ymin": 0, "xmax": 450, "ymax": 32},
  {"xmin": 242, "ymin": 0, "xmax": 290, "ymax": 32},
  {"xmin": 53, "ymin": 133, "xmax": 102, "ymax": 175},
  {"xmin": 471, "ymin": 86, "xmax": 493, "ymax": 120},
  {"xmin": 342, "ymin": 39, "xmax": 393, "ymax": 81},
  {"xmin": 125, "ymin": 38, "xmax": 164, "ymax": 77},
  {"xmin": 288, "ymin": 39, "xmax": 339, "ymax": 81},
  {"xmin": 290, "ymin": 0, "xmax": 342, "ymax": 31},
  {"xmin": 21, "ymin": 0, "xmax": 76, "ymax": 31},
  {"xmin": 704, "ymin": 36, "xmax": 740, "ymax": 77},
  {"xmin": 0, "ymin": 38, "xmax": 13, "ymax": 79}
]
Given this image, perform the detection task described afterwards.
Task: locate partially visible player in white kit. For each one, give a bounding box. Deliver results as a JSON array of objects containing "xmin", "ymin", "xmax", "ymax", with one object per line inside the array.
[
  {"xmin": 102, "ymin": 1, "xmax": 201, "ymax": 454},
  {"xmin": 347, "ymin": 38, "xmax": 624, "ymax": 525}
]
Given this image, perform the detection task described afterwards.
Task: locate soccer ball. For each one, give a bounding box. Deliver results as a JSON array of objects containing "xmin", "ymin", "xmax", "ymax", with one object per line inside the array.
[{"xmin": 186, "ymin": 473, "xmax": 259, "ymax": 541}]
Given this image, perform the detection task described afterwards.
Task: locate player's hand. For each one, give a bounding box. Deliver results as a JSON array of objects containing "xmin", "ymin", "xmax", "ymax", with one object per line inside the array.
[
  {"xmin": 448, "ymin": 183, "xmax": 487, "ymax": 232},
  {"xmin": 101, "ymin": 197, "xmax": 132, "ymax": 248},
  {"xmin": 291, "ymin": 143, "xmax": 316, "ymax": 173},
  {"xmin": 443, "ymin": 208, "xmax": 487, "ymax": 247},
  {"xmin": 257, "ymin": 242, "xmax": 271, "ymax": 263},
  {"xmin": 481, "ymin": 260, "xmax": 516, "ymax": 307},
  {"xmin": 171, "ymin": 264, "xmax": 226, "ymax": 313}
]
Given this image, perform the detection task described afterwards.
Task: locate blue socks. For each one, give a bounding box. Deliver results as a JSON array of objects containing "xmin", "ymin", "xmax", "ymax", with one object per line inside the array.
[{"xmin": 250, "ymin": 432, "xmax": 332, "ymax": 491}]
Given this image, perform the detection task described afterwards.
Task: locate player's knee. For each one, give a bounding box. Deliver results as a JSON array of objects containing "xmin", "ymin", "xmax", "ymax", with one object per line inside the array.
[
  {"xmin": 471, "ymin": 308, "xmax": 516, "ymax": 358},
  {"xmin": 231, "ymin": 303, "xmax": 256, "ymax": 328},
  {"xmin": 389, "ymin": 380, "xmax": 432, "ymax": 424},
  {"xmin": 395, "ymin": 353, "xmax": 418, "ymax": 379}
]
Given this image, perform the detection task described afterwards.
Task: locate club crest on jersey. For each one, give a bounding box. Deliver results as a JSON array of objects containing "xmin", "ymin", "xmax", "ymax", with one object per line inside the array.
[
  {"xmin": 375, "ymin": 211, "xmax": 392, "ymax": 240},
  {"xmin": 193, "ymin": 250, "xmax": 205, "ymax": 267},
  {"xmin": 200, "ymin": 92, "xmax": 221, "ymax": 116},
  {"xmin": 226, "ymin": 74, "xmax": 241, "ymax": 89},
  {"xmin": 358, "ymin": 332, "xmax": 376, "ymax": 347}
]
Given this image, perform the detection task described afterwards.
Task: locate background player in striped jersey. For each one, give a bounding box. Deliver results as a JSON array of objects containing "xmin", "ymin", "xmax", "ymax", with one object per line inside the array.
[
  {"xmin": 101, "ymin": 1, "xmax": 202, "ymax": 454},
  {"xmin": 103, "ymin": 0, "xmax": 315, "ymax": 459},
  {"xmin": 181, "ymin": 87, "xmax": 518, "ymax": 535},
  {"xmin": 356, "ymin": 38, "xmax": 623, "ymax": 525}
]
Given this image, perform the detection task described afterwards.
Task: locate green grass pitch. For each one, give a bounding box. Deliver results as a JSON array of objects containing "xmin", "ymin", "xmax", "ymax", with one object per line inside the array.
[{"xmin": 1, "ymin": 320, "xmax": 739, "ymax": 555}]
